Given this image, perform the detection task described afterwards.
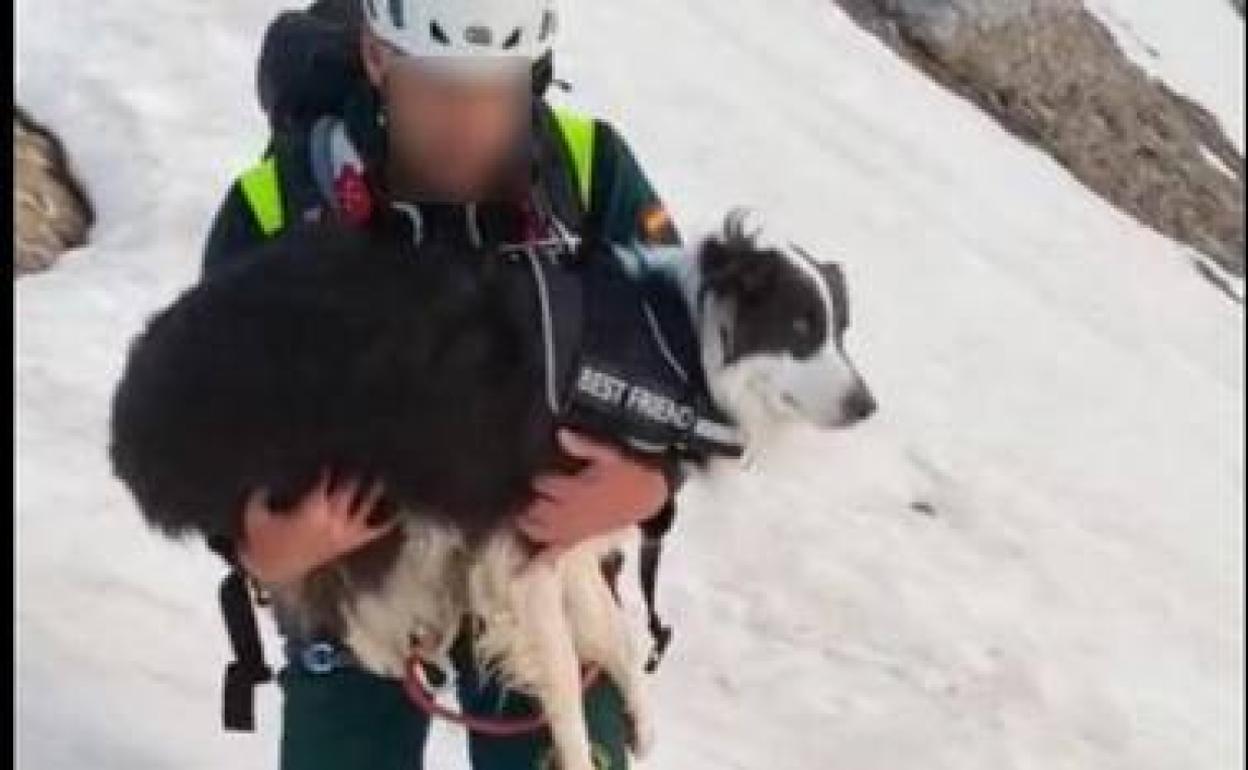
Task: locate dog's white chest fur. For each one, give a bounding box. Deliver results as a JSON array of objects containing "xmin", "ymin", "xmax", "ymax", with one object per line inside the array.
[
  {"xmin": 339, "ymin": 521, "xmax": 651, "ymax": 770},
  {"xmin": 338, "ymin": 523, "xmax": 469, "ymax": 680}
]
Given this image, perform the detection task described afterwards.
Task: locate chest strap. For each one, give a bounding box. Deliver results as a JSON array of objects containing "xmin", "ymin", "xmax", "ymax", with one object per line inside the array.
[{"xmin": 517, "ymin": 243, "xmax": 743, "ymax": 460}]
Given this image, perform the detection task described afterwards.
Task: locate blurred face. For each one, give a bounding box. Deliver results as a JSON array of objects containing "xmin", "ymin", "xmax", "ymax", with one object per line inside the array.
[{"xmin": 362, "ymin": 33, "xmax": 530, "ymax": 202}]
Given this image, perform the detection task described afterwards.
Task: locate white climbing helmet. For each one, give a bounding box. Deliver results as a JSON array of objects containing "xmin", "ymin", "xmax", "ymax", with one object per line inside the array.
[{"xmin": 362, "ymin": 0, "xmax": 559, "ymax": 69}]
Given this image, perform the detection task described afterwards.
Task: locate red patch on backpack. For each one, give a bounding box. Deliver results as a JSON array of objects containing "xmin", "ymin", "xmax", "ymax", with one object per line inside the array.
[{"xmin": 334, "ymin": 165, "xmax": 374, "ymax": 227}]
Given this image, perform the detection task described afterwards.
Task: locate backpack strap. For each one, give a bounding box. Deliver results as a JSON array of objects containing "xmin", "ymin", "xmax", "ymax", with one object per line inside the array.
[
  {"xmin": 550, "ymin": 107, "xmax": 596, "ymax": 214},
  {"xmin": 238, "ymin": 155, "xmax": 286, "ymax": 237},
  {"xmin": 639, "ymin": 500, "xmax": 677, "ymax": 672},
  {"xmin": 206, "ymin": 537, "xmax": 273, "ymax": 732}
]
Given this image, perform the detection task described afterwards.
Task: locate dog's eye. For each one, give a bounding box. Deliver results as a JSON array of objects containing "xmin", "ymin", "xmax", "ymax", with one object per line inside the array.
[{"xmin": 792, "ymin": 315, "xmax": 814, "ymax": 337}]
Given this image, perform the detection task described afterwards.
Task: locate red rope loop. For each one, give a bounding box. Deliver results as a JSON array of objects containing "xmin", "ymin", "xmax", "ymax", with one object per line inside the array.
[{"xmin": 402, "ymin": 654, "xmax": 602, "ymax": 737}]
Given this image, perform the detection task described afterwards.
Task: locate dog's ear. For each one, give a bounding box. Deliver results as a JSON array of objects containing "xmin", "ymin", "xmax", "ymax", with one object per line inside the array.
[
  {"xmin": 699, "ymin": 231, "xmax": 777, "ymax": 299},
  {"xmin": 699, "ymin": 240, "xmax": 756, "ymax": 297},
  {"xmin": 792, "ymin": 242, "xmax": 850, "ymax": 331},
  {"xmin": 816, "ymin": 261, "xmax": 845, "ymax": 297},
  {"xmin": 814, "ymin": 259, "xmax": 849, "ymax": 331}
]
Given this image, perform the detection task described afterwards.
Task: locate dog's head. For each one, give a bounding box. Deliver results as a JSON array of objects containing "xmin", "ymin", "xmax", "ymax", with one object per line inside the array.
[{"xmin": 696, "ymin": 213, "xmax": 875, "ymax": 435}]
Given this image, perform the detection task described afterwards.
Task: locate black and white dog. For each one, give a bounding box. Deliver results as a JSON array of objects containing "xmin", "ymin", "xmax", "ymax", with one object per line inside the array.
[{"xmin": 109, "ymin": 215, "xmax": 874, "ymax": 770}]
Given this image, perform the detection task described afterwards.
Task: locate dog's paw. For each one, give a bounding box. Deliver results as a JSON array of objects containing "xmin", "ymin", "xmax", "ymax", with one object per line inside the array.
[{"xmin": 627, "ymin": 707, "xmax": 656, "ymax": 759}]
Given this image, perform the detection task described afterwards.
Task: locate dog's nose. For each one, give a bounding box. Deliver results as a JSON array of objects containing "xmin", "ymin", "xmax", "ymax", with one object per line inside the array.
[{"xmin": 841, "ymin": 386, "xmax": 877, "ymax": 424}]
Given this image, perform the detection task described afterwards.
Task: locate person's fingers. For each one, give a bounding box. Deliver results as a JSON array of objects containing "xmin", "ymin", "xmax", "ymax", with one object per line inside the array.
[
  {"xmin": 302, "ymin": 468, "xmax": 332, "ymax": 506},
  {"xmin": 323, "ymin": 513, "xmax": 393, "ymax": 558},
  {"xmin": 350, "ymin": 480, "xmax": 386, "ymax": 521},
  {"xmin": 354, "ymin": 514, "xmax": 398, "ymax": 547},
  {"xmin": 518, "ymin": 503, "xmax": 552, "ymax": 529},
  {"xmin": 519, "ymin": 511, "xmax": 581, "ymax": 548},
  {"xmin": 314, "ymin": 468, "xmax": 333, "ymax": 497},
  {"xmin": 532, "ymin": 473, "xmax": 581, "ymax": 502},
  {"xmin": 517, "ymin": 506, "xmax": 556, "ymax": 542},
  {"xmin": 328, "ymin": 475, "xmax": 362, "ymax": 516},
  {"xmin": 291, "ymin": 470, "xmax": 335, "ymax": 523},
  {"xmin": 556, "ymin": 429, "xmax": 618, "ymax": 465}
]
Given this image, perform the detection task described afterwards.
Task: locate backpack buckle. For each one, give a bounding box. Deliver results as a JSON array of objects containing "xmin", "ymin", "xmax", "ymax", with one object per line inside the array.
[{"xmin": 300, "ymin": 641, "xmax": 342, "ymax": 675}]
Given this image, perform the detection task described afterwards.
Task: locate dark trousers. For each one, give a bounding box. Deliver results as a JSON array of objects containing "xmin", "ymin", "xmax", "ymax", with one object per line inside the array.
[{"xmin": 278, "ymin": 637, "xmax": 631, "ymax": 770}]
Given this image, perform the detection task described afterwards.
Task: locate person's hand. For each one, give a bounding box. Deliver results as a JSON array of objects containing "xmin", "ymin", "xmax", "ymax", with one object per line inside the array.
[
  {"xmin": 519, "ymin": 430, "xmax": 670, "ymax": 563},
  {"xmin": 238, "ymin": 471, "xmax": 395, "ymax": 586}
]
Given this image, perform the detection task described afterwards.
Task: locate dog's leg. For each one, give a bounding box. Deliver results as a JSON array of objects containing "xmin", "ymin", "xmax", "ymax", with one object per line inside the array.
[
  {"xmin": 511, "ymin": 558, "xmax": 597, "ymax": 770},
  {"xmin": 342, "ymin": 522, "xmax": 467, "ymax": 680},
  {"xmin": 565, "ymin": 539, "xmax": 653, "ymax": 758}
]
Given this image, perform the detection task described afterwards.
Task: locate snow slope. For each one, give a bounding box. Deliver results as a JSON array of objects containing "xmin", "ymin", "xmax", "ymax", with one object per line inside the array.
[{"xmin": 15, "ymin": 1, "xmax": 1244, "ymax": 769}]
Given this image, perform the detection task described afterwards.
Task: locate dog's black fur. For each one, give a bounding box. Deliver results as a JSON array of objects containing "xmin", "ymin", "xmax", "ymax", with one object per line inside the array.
[{"xmin": 111, "ymin": 225, "xmax": 556, "ymax": 544}]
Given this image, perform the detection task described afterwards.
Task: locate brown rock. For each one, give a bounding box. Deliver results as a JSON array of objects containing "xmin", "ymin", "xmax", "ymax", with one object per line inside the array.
[
  {"xmin": 14, "ymin": 106, "xmax": 94, "ymax": 277},
  {"xmin": 835, "ymin": 0, "xmax": 1245, "ymax": 276}
]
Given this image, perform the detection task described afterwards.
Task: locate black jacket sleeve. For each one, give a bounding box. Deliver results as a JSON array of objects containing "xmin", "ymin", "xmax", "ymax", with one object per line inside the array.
[{"xmin": 201, "ymin": 182, "xmax": 268, "ymax": 281}]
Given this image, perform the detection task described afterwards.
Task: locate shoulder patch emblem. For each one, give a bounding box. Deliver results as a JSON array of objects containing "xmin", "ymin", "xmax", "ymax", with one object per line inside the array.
[{"xmin": 638, "ymin": 203, "xmax": 677, "ymax": 246}]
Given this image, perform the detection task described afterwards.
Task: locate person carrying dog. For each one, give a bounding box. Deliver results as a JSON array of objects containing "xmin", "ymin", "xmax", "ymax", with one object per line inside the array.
[{"xmin": 200, "ymin": 1, "xmax": 690, "ymax": 768}]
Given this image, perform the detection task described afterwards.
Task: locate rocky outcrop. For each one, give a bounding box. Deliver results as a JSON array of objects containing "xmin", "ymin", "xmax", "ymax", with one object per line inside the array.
[
  {"xmin": 835, "ymin": 0, "xmax": 1245, "ymax": 276},
  {"xmin": 14, "ymin": 107, "xmax": 94, "ymax": 277}
]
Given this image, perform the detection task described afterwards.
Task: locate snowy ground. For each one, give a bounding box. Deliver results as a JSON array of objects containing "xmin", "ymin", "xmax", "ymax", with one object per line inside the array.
[{"xmin": 15, "ymin": 1, "xmax": 1244, "ymax": 769}]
